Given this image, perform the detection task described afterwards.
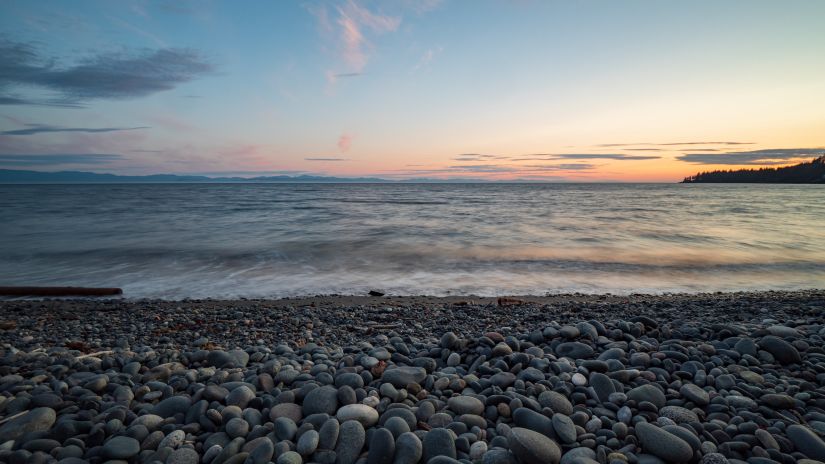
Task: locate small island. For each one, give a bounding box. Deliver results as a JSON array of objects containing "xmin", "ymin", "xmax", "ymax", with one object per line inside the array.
[{"xmin": 682, "ymin": 155, "xmax": 825, "ymax": 183}]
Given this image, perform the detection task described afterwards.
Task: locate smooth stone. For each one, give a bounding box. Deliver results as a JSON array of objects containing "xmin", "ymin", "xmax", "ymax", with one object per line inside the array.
[
  {"xmin": 335, "ymin": 420, "xmax": 366, "ymax": 464},
  {"xmin": 555, "ymin": 342, "xmax": 594, "ymax": 359},
  {"xmin": 153, "ymin": 396, "xmax": 191, "ymax": 418},
  {"xmin": 559, "ymin": 447, "xmax": 596, "ymax": 464},
  {"xmin": 304, "ymin": 386, "xmax": 339, "ymax": 416},
  {"xmin": 680, "ymin": 384, "xmax": 709, "ymax": 406},
  {"xmin": 101, "ymin": 436, "xmax": 141, "ymax": 459},
  {"xmin": 423, "ymin": 428, "xmax": 457, "ymax": 461},
  {"xmin": 0, "ymin": 407, "xmax": 56, "ymax": 443},
  {"xmin": 366, "ymin": 428, "xmax": 395, "ymax": 464},
  {"xmin": 635, "ymin": 422, "xmax": 692, "ymax": 463},
  {"xmin": 448, "ymin": 396, "xmax": 484, "ymax": 416},
  {"xmin": 590, "ymin": 373, "xmax": 615, "ymax": 403},
  {"xmin": 507, "ymin": 427, "xmax": 562, "ymax": 464},
  {"xmin": 318, "ymin": 419, "xmax": 340, "ymax": 450},
  {"xmin": 552, "ymin": 414, "xmax": 577, "ymax": 444},
  {"xmin": 627, "ymin": 385, "xmax": 666, "ymax": 409},
  {"xmin": 270, "ymin": 403, "xmax": 303, "ymax": 423},
  {"xmin": 297, "ymin": 430, "xmax": 319, "ymax": 456},
  {"xmin": 539, "ymin": 391, "xmax": 574, "ymax": 416},
  {"xmin": 394, "ymin": 432, "xmax": 423, "ymax": 464},
  {"xmin": 226, "ymin": 386, "xmax": 255, "ymax": 409},
  {"xmin": 787, "ymin": 425, "xmax": 825, "ymax": 460},
  {"xmin": 166, "ymin": 447, "xmax": 200, "ymax": 464},
  {"xmin": 659, "ymin": 406, "xmax": 699, "ymax": 424},
  {"xmin": 336, "ymin": 404, "xmax": 379, "ymax": 427},
  {"xmin": 277, "ymin": 451, "xmax": 303, "ymax": 464},
  {"xmin": 382, "ymin": 367, "xmax": 427, "ymax": 387},
  {"xmin": 758, "ymin": 336, "xmax": 801, "ymax": 364}
]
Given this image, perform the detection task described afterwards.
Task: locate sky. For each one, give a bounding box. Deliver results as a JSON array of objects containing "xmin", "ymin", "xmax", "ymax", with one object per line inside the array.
[{"xmin": 0, "ymin": 0, "xmax": 824, "ymax": 181}]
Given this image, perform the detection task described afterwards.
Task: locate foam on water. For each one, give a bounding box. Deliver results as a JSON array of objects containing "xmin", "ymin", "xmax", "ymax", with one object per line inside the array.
[{"xmin": 1, "ymin": 183, "xmax": 824, "ymax": 299}]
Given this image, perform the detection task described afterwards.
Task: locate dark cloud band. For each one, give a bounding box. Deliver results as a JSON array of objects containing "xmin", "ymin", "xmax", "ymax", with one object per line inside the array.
[
  {"xmin": 676, "ymin": 148, "xmax": 825, "ymax": 165},
  {"xmin": 0, "ymin": 154, "xmax": 123, "ymax": 166},
  {"xmin": 1, "ymin": 124, "xmax": 149, "ymax": 136},
  {"xmin": 0, "ymin": 38, "xmax": 213, "ymax": 107}
]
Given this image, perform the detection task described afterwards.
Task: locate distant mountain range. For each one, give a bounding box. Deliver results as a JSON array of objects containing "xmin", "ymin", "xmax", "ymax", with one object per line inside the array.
[
  {"xmin": 682, "ymin": 156, "xmax": 825, "ymax": 183},
  {"xmin": 0, "ymin": 169, "xmax": 503, "ymax": 184}
]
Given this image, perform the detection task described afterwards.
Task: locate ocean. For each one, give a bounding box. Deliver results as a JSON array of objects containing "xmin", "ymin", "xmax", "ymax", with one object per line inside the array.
[{"xmin": 1, "ymin": 183, "xmax": 823, "ymax": 299}]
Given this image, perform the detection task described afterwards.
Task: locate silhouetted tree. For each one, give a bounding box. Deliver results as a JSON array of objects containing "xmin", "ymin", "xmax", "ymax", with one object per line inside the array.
[{"xmin": 682, "ymin": 156, "xmax": 825, "ymax": 183}]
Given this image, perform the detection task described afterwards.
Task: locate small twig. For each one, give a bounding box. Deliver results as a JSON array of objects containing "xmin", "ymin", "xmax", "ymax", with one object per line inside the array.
[
  {"xmin": 76, "ymin": 350, "xmax": 114, "ymax": 359},
  {"xmin": 0, "ymin": 410, "xmax": 26, "ymax": 425}
]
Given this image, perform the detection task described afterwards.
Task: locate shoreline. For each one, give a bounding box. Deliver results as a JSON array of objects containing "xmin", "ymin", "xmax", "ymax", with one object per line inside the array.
[{"xmin": 2, "ymin": 289, "xmax": 825, "ymax": 463}]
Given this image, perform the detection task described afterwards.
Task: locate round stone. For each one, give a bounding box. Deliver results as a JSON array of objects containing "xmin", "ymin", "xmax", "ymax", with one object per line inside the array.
[
  {"xmin": 423, "ymin": 428, "xmax": 457, "ymax": 461},
  {"xmin": 555, "ymin": 342, "xmax": 594, "ymax": 359},
  {"xmin": 335, "ymin": 420, "xmax": 366, "ymax": 464},
  {"xmin": 394, "ymin": 432, "xmax": 423, "ymax": 464},
  {"xmin": 382, "ymin": 367, "xmax": 427, "ymax": 387},
  {"xmin": 0, "ymin": 407, "xmax": 56, "ymax": 443},
  {"xmin": 538, "ymin": 391, "xmax": 573, "ymax": 415},
  {"xmin": 635, "ymin": 422, "xmax": 693, "ymax": 462},
  {"xmin": 366, "ymin": 428, "xmax": 395, "ymax": 464},
  {"xmin": 552, "ymin": 413, "xmax": 577, "ymax": 444},
  {"xmin": 336, "ymin": 404, "xmax": 379, "ymax": 427},
  {"xmin": 507, "ymin": 427, "xmax": 562, "ymax": 464},
  {"xmin": 448, "ymin": 396, "xmax": 484, "ymax": 415},
  {"xmin": 277, "ymin": 450, "xmax": 303, "ymax": 464},
  {"xmin": 758, "ymin": 336, "xmax": 801, "ymax": 364},
  {"xmin": 627, "ymin": 385, "xmax": 666, "ymax": 409},
  {"xmin": 101, "ymin": 436, "xmax": 141, "ymax": 459},
  {"xmin": 680, "ymin": 384, "xmax": 709, "ymax": 406},
  {"xmin": 167, "ymin": 447, "xmax": 200, "ymax": 464},
  {"xmin": 303, "ymin": 386, "xmax": 339, "ymax": 416},
  {"xmin": 787, "ymin": 424, "xmax": 825, "ymax": 460},
  {"xmin": 270, "ymin": 402, "xmax": 303, "ymax": 423},
  {"xmin": 297, "ymin": 430, "xmax": 319, "ymax": 456}
]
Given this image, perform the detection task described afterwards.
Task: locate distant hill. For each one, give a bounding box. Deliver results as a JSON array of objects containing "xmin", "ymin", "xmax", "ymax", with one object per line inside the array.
[
  {"xmin": 0, "ymin": 169, "xmax": 497, "ymax": 184},
  {"xmin": 682, "ymin": 156, "xmax": 825, "ymax": 183}
]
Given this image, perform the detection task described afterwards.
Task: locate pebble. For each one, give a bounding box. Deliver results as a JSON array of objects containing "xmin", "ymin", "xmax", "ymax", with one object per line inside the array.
[
  {"xmin": 507, "ymin": 427, "xmax": 562, "ymax": 464},
  {"xmin": 0, "ymin": 292, "xmax": 822, "ymax": 464}
]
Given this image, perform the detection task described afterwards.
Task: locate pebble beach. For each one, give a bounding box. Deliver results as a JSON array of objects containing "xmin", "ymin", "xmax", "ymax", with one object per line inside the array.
[{"xmin": 2, "ymin": 290, "xmax": 825, "ymax": 464}]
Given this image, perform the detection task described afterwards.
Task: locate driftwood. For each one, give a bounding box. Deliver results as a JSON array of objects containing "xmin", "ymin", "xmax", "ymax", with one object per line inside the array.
[{"xmin": 0, "ymin": 286, "xmax": 123, "ymax": 296}]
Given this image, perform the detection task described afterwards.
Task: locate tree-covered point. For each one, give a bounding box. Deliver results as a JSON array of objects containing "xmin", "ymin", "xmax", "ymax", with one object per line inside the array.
[{"xmin": 682, "ymin": 156, "xmax": 825, "ymax": 183}]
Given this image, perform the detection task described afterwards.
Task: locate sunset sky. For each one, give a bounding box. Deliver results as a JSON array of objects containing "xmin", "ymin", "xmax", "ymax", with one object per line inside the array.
[{"xmin": 1, "ymin": 0, "xmax": 824, "ymax": 181}]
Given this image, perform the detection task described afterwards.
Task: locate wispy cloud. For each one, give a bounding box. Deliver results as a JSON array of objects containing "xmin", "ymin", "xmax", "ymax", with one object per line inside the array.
[
  {"xmin": 548, "ymin": 154, "xmax": 661, "ymax": 160},
  {"xmin": 676, "ymin": 148, "xmax": 825, "ymax": 165},
  {"xmin": 0, "ymin": 153, "xmax": 123, "ymax": 166},
  {"xmin": 598, "ymin": 141, "xmax": 754, "ymax": 147},
  {"xmin": 1, "ymin": 124, "xmax": 149, "ymax": 136},
  {"xmin": 305, "ymin": 157, "xmax": 349, "ymax": 161},
  {"xmin": 311, "ymin": 1, "xmax": 400, "ymax": 75},
  {"xmin": 0, "ymin": 38, "xmax": 213, "ymax": 107},
  {"xmin": 412, "ymin": 46, "xmax": 443, "ymax": 71},
  {"xmin": 454, "ymin": 153, "xmax": 660, "ymax": 161},
  {"xmin": 338, "ymin": 133, "xmax": 353, "ymax": 152}
]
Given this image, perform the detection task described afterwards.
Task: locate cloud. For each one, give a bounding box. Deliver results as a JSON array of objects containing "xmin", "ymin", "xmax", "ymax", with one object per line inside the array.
[
  {"xmin": 548, "ymin": 154, "xmax": 661, "ymax": 160},
  {"xmin": 338, "ymin": 133, "xmax": 353, "ymax": 152},
  {"xmin": 1, "ymin": 124, "xmax": 149, "ymax": 136},
  {"xmin": 0, "ymin": 153, "xmax": 123, "ymax": 166},
  {"xmin": 676, "ymin": 148, "xmax": 825, "ymax": 165},
  {"xmin": 412, "ymin": 46, "xmax": 443, "ymax": 71},
  {"xmin": 0, "ymin": 38, "xmax": 213, "ymax": 106},
  {"xmin": 312, "ymin": 1, "xmax": 401, "ymax": 75},
  {"xmin": 305, "ymin": 157, "xmax": 348, "ymax": 161},
  {"xmin": 455, "ymin": 153, "xmax": 660, "ymax": 161},
  {"xmin": 598, "ymin": 141, "xmax": 753, "ymax": 147}
]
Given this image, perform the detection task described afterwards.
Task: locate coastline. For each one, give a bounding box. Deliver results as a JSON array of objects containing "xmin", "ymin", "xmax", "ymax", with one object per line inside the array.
[{"xmin": 2, "ymin": 289, "xmax": 825, "ymax": 463}]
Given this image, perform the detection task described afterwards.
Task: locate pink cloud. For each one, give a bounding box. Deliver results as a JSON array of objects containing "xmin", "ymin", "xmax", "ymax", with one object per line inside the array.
[
  {"xmin": 312, "ymin": 0, "xmax": 401, "ymax": 74},
  {"xmin": 338, "ymin": 133, "xmax": 353, "ymax": 152}
]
